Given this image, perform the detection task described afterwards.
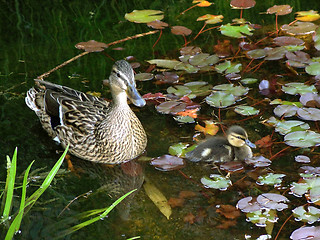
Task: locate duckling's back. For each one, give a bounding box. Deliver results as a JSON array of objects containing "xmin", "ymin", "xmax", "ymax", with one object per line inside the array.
[{"xmin": 186, "ymin": 137, "xmax": 234, "ymax": 163}]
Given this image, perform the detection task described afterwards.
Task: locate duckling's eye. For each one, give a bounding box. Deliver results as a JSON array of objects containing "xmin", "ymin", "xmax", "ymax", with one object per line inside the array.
[{"xmin": 116, "ymin": 72, "xmax": 121, "ymax": 77}]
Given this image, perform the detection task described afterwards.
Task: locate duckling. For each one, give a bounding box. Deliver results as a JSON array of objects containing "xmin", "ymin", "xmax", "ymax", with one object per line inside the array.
[{"xmin": 186, "ymin": 125, "xmax": 255, "ymax": 163}]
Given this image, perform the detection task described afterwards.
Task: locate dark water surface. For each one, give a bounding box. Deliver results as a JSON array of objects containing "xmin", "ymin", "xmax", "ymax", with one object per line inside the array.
[{"xmin": 1, "ymin": 0, "xmax": 320, "ymax": 239}]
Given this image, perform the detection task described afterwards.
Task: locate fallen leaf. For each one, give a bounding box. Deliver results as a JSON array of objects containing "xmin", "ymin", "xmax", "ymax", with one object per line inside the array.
[
  {"xmin": 179, "ymin": 191, "xmax": 197, "ymax": 199},
  {"xmin": 168, "ymin": 197, "xmax": 185, "ymax": 207},
  {"xmin": 195, "ymin": 120, "xmax": 219, "ymax": 135},
  {"xmin": 184, "ymin": 212, "xmax": 196, "ymax": 224},
  {"xmin": 143, "ymin": 181, "xmax": 172, "ymax": 219},
  {"xmin": 255, "ymin": 135, "xmax": 273, "ymax": 148},
  {"xmin": 216, "ymin": 205, "xmax": 241, "ymax": 219},
  {"xmin": 75, "ymin": 40, "xmax": 108, "ymax": 52}
]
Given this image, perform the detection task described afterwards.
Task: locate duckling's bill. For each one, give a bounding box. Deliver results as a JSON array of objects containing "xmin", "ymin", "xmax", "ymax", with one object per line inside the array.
[{"xmin": 245, "ymin": 139, "xmax": 256, "ymax": 148}]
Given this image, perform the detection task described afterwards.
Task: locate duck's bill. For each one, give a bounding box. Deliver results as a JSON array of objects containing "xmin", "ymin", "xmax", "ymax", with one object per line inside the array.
[
  {"xmin": 245, "ymin": 139, "xmax": 256, "ymax": 148},
  {"xmin": 127, "ymin": 84, "xmax": 146, "ymax": 107}
]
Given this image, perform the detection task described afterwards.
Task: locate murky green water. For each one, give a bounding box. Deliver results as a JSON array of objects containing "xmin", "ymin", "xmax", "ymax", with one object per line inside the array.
[{"xmin": 1, "ymin": 0, "xmax": 320, "ymax": 239}]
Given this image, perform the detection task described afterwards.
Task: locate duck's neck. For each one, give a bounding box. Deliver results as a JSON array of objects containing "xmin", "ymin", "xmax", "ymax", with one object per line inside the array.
[{"xmin": 111, "ymin": 90, "xmax": 130, "ymax": 109}]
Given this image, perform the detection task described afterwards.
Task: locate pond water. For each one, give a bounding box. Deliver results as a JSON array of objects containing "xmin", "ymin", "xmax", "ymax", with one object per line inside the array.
[{"xmin": 1, "ymin": 0, "xmax": 320, "ymax": 239}]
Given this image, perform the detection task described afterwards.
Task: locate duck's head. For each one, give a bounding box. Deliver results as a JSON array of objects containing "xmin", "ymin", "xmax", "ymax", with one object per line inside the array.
[
  {"xmin": 226, "ymin": 125, "xmax": 256, "ymax": 148},
  {"xmin": 108, "ymin": 60, "xmax": 146, "ymax": 107}
]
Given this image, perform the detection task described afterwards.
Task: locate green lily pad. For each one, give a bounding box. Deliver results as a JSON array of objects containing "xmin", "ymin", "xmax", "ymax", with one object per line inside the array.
[
  {"xmin": 201, "ymin": 174, "xmax": 232, "ymax": 190},
  {"xmin": 215, "ymin": 61, "xmax": 242, "ymax": 74},
  {"xmin": 273, "ymin": 104, "xmax": 298, "ymax": 117},
  {"xmin": 167, "ymin": 85, "xmax": 192, "ymax": 97},
  {"xmin": 169, "ymin": 143, "xmax": 195, "ymax": 157},
  {"xmin": 220, "ymin": 24, "xmax": 254, "ymax": 38},
  {"xmin": 189, "ymin": 53, "xmax": 219, "ymax": 67},
  {"xmin": 265, "ymin": 46, "xmax": 287, "ymax": 60},
  {"xmin": 314, "ymin": 26, "xmax": 320, "ymax": 51},
  {"xmin": 266, "ymin": 117, "xmax": 310, "ymax": 135},
  {"xmin": 184, "ymin": 81, "xmax": 213, "ymax": 98},
  {"xmin": 147, "ymin": 59, "xmax": 180, "ymax": 69},
  {"xmin": 270, "ymin": 99, "xmax": 303, "ymax": 107},
  {"xmin": 206, "ymin": 92, "xmax": 236, "ymax": 108},
  {"xmin": 282, "ymin": 83, "xmax": 317, "ymax": 95},
  {"xmin": 257, "ymin": 173, "xmax": 286, "ymax": 186},
  {"xmin": 281, "ymin": 21, "xmax": 317, "ymax": 36},
  {"xmin": 125, "ymin": 10, "xmax": 164, "ymax": 23},
  {"xmin": 246, "ymin": 49, "xmax": 267, "ymax": 59},
  {"xmin": 173, "ymin": 115, "xmax": 195, "ymax": 123},
  {"xmin": 306, "ymin": 62, "xmax": 320, "ymax": 75},
  {"xmin": 297, "ymin": 107, "xmax": 320, "ymax": 121},
  {"xmin": 234, "ymin": 105, "xmax": 260, "ymax": 116},
  {"xmin": 213, "ymin": 84, "xmax": 249, "ymax": 97},
  {"xmin": 284, "ymin": 130, "xmax": 320, "ymax": 148},
  {"xmin": 246, "ymin": 209, "xmax": 277, "ymax": 227},
  {"xmin": 290, "ymin": 177, "xmax": 320, "ymax": 203},
  {"xmin": 292, "ymin": 206, "xmax": 320, "ymax": 224},
  {"xmin": 240, "ymin": 78, "xmax": 258, "ymax": 84},
  {"xmin": 174, "ymin": 62, "xmax": 200, "ymax": 73},
  {"xmin": 284, "ymin": 45, "xmax": 305, "ymax": 51}
]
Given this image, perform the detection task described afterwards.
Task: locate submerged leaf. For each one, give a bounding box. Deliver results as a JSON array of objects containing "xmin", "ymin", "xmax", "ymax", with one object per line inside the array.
[
  {"xmin": 75, "ymin": 40, "xmax": 108, "ymax": 52},
  {"xmin": 150, "ymin": 155, "xmax": 185, "ymax": 171},
  {"xmin": 143, "ymin": 181, "xmax": 172, "ymax": 219}
]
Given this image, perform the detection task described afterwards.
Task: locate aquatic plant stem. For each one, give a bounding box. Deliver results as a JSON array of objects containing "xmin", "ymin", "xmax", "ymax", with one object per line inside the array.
[
  {"xmin": 153, "ymin": 29, "xmax": 163, "ymax": 48},
  {"xmin": 274, "ymin": 214, "xmax": 292, "ymax": 240},
  {"xmin": 193, "ymin": 23, "xmax": 207, "ymax": 41}
]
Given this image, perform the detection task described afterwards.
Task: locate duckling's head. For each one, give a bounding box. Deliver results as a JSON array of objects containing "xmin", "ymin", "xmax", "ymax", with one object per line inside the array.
[
  {"xmin": 226, "ymin": 125, "xmax": 256, "ymax": 148},
  {"xmin": 108, "ymin": 60, "xmax": 146, "ymax": 107}
]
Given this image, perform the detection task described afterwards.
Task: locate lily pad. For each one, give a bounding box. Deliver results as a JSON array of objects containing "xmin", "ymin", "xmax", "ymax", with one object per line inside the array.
[
  {"xmin": 273, "ymin": 36, "xmax": 304, "ymax": 46},
  {"xmin": 147, "ymin": 20, "xmax": 169, "ymax": 29},
  {"xmin": 206, "ymin": 92, "xmax": 236, "ymax": 108},
  {"xmin": 282, "ymin": 82, "xmax": 317, "ymax": 95},
  {"xmin": 230, "ymin": 0, "xmax": 256, "ymax": 9},
  {"xmin": 265, "ymin": 47, "xmax": 287, "ymax": 60},
  {"xmin": 266, "ymin": 5, "xmax": 292, "ymax": 15},
  {"xmin": 234, "ymin": 105, "xmax": 260, "ymax": 116},
  {"xmin": 300, "ymin": 93, "xmax": 320, "ymax": 108},
  {"xmin": 180, "ymin": 46, "xmax": 202, "ymax": 56},
  {"xmin": 292, "ymin": 206, "xmax": 320, "ymax": 224},
  {"xmin": 156, "ymin": 101, "xmax": 186, "ymax": 114},
  {"xmin": 245, "ymin": 156, "xmax": 271, "ymax": 167},
  {"xmin": 290, "ymin": 226, "xmax": 320, "ymax": 240},
  {"xmin": 246, "ymin": 48, "xmax": 267, "ymax": 59},
  {"xmin": 171, "ymin": 26, "xmax": 192, "ymax": 36},
  {"xmin": 147, "ymin": 59, "xmax": 180, "ymax": 69},
  {"xmin": 237, "ymin": 196, "xmax": 261, "ymax": 213},
  {"xmin": 295, "ymin": 155, "xmax": 311, "ymax": 163},
  {"xmin": 169, "ymin": 142, "xmax": 194, "ymax": 157},
  {"xmin": 286, "ymin": 51, "xmax": 311, "ymax": 68},
  {"xmin": 274, "ymin": 119, "xmax": 310, "ymax": 135},
  {"xmin": 240, "ymin": 78, "xmax": 258, "ymax": 84},
  {"xmin": 173, "ymin": 115, "xmax": 195, "ymax": 123},
  {"xmin": 281, "ymin": 21, "xmax": 317, "ymax": 35},
  {"xmin": 197, "ymin": 14, "xmax": 224, "ymax": 24},
  {"xmin": 246, "ymin": 209, "xmax": 278, "ymax": 227},
  {"xmin": 150, "ymin": 155, "xmax": 185, "ymax": 171},
  {"xmin": 306, "ymin": 62, "xmax": 320, "ymax": 75},
  {"xmin": 220, "ymin": 24, "xmax": 254, "ymax": 38},
  {"xmin": 257, "ymin": 173, "xmax": 286, "ymax": 186},
  {"xmin": 296, "ymin": 10, "xmax": 320, "ymax": 22},
  {"xmin": 284, "ymin": 130, "xmax": 320, "ymax": 148},
  {"xmin": 75, "ymin": 40, "xmax": 108, "ymax": 52},
  {"xmin": 189, "ymin": 54, "xmax": 219, "ymax": 67},
  {"xmin": 273, "ymin": 105, "xmax": 299, "ymax": 117},
  {"xmin": 297, "ymin": 107, "xmax": 320, "ymax": 121},
  {"xmin": 290, "ymin": 177, "xmax": 320, "ymax": 203},
  {"xmin": 213, "ymin": 84, "xmax": 249, "ymax": 96},
  {"xmin": 256, "ymin": 193, "xmax": 289, "ymax": 211},
  {"xmin": 125, "ymin": 10, "xmax": 164, "ymax": 23},
  {"xmin": 201, "ymin": 174, "xmax": 232, "ymax": 190},
  {"xmin": 215, "ymin": 60, "xmax": 242, "ymax": 74},
  {"xmin": 174, "ymin": 62, "xmax": 200, "ymax": 73},
  {"xmin": 314, "ymin": 27, "xmax": 320, "ymax": 51},
  {"xmin": 135, "ymin": 73, "xmax": 154, "ymax": 81}
]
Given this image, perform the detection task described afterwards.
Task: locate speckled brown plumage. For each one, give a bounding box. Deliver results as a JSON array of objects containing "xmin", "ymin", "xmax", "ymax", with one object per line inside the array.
[{"xmin": 25, "ymin": 60, "xmax": 147, "ymax": 164}]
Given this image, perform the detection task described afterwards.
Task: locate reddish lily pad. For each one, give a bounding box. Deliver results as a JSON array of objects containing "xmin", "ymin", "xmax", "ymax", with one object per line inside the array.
[
  {"xmin": 230, "ymin": 0, "xmax": 256, "ymax": 9},
  {"xmin": 155, "ymin": 72, "xmax": 179, "ymax": 84},
  {"xmin": 150, "ymin": 155, "xmax": 185, "ymax": 171},
  {"xmin": 171, "ymin": 26, "xmax": 192, "ymax": 36},
  {"xmin": 75, "ymin": 40, "xmax": 108, "ymax": 52},
  {"xmin": 220, "ymin": 161, "xmax": 244, "ymax": 172},
  {"xmin": 281, "ymin": 21, "xmax": 317, "ymax": 35},
  {"xmin": 147, "ymin": 20, "xmax": 169, "ymax": 29},
  {"xmin": 245, "ymin": 156, "xmax": 271, "ymax": 167},
  {"xmin": 286, "ymin": 51, "xmax": 311, "ymax": 68},
  {"xmin": 266, "ymin": 5, "xmax": 292, "ymax": 16},
  {"xmin": 273, "ymin": 36, "xmax": 304, "ymax": 46},
  {"xmin": 125, "ymin": 10, "xmax": 164, "ymax": 23}
]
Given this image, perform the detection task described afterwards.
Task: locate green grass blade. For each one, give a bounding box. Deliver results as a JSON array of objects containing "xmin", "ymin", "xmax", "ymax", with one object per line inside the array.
[
  {"xmin": 24, "ymin": 145, "xmax": 69, "ymax": 214},
  {"xmin": 1, "ymin": 148, "xmax": 18, "ymax": 224},
  {"xmin": 58, "ymin": 189, "xmax": 137, "ymax": 238},
  {"xmin": 5, "ymin": 161, "xmax": 34, "ymax": 240}
]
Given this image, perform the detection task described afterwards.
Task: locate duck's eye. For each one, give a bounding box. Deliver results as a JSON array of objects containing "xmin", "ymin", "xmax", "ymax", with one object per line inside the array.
[{"xmin": 116, "ymin": 72, "xmax": 121, "ymax": 77}]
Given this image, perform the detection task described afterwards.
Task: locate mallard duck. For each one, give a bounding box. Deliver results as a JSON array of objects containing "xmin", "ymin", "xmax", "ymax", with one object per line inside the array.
[
  {"xmin": 186, "ymin": 125, "xmax": 255, "ymax": 163},
  {"xmin": 25, "ymin": 60, "xmax": 147, "ymax": 164}
]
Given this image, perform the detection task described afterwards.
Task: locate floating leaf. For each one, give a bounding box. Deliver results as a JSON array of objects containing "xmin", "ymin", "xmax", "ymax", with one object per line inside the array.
[
  {"xmin": 184, "ymin": 81, "xmax": 213, "ymax": 98},
  {"xmin": 220, "ymin": 161, "xmax": 244, "ymax": 173},
  {"xmin": 147, "ymin": 59, "xmax": 180, "ymax": 69},
  {"xmin": 156, "ymin": 101, "xmax": 186, "ymax": 114},
  {"xmin": 213, "ymin": 84, "xmax": 249, "ymax": 96},
  {"xmin": 150, "ymin": 155, "xmax": 185, "ymax": 171},
  {"xmin": 234, "ymin": 105, "xmax": 260, "ymax": 116},
  {"xmin": 125, "ymin": 10, "xmax": 164, "ymax": 23},
  {"xmin": 167, "ymin": 85, "xmax": 192, "ymax": 97},
  {"xmin": 314, "ymin": 27, "xmax": 320, "ymax": 51},
  {"xmin": 290, "ymin": 177, "xmax": 320, "ymax": 203},
  {"xmin": 189, "ymin": 53, "xmax": 219, "ymax": 67},
  {"xmin": 168, "ymin": 142, "xmax": 190, "ymax": 157},
  {"xmin": 265, "ymin": 47, "xmax": 287, "ymax": 60},
  {"xmin": 266, "ymin": 5, "xmax": 292, "ymax": 16},
  {"xmin": 230, "ymin": 0, "xmax": 256, "ymax": 9},
  {"xmin": 295, "ymin": 10, "xmax": 320, "ymax": 22},
  {"xmin": 292, "ymin": 206, "xmax": 320, "ymax": 224},
  {"xmin": 171, "ymin": 26, "xmax": 192, "ymax": 36},
  {"xmin": 273, "ymin": 36, "xmax": 304, "ymax": 46},
  {"xmin": 268, "ymin": 118, "xmax": 310, "ymax": 135},
  {"xmin": 281, "ymin": 21, "xmax": 317, "ymax": 35},
  {"xmin": 286, "ymin": 51, "xmax": 311, "ymax": 68},
  {"xmin": 295, "ymin": 155, "xmax": 311, "ymax": 163},
  {"xmin": 274, "ymin": 105, "xmax": 298, "ymax": 117},
  {"xmin": 143, "ymin": 181, "xmax": 172, "ymax": 219},
  {"xmin": 246, "ymin": 48, "xmax": 267, "ymax": 59},
  {"xmin": 147, "ymin": 20, "xmax": 169, "ymax": 29},
  {"xmin": 237, "ymin": 196, "xmax": 261, "ymax": 213},
  {"xmin": 195, "ymin": 120, "xmax": 219, "ymax": 135},
  {"xmin": 201, "ymin": 174, "xmax": 232, "ymax": 190},
  {"xmin": 257, "ymin": 173, "xmax": 286, "ymax": 186},
  {"xmin": 256, "ymin": 193, "xmax": 289, "ymax": 211},
  {"xmin": 220, "ymin": 24, "xmax": 254, "ymax": 38},
  {"xmin": 246, "ymin": 209, "xmax": 278, "ymax": 227},
  {"xmin": 240, "ymin": 78, "xmax": 258, "ymax": 84},
  {"xmin": 197, "ymin": 14, "xmax": 223, "ymax": 24},
  {"xmin": 180, "ymin": 46, "xmax": 202, "ymax": 56},
  {"xmin": 135, "ymin": 73, "xmax": 154, "ymax": 81},
  {"xmin": 282, "ymin": 83, "xmax": 317, "ymax": 95},
  {"xmin": 173, "ymin": 115, "xmax": 195, "ymax": 123},
  {"xmin": 155, "ymin": 72, "xmax": 179, "ymax": 84},
  {"xmin": 174, "ymin": 62, "xmax": 200, "ymax": 73},
  {"xmin": 297, "ymin": 107, "xmax": 320, "ymax": 121},
  {"xmin": 306, "ymin": 62, "xmax": 320, "ymax": 75},
  {"xmin": 193, "ymin": 0, "xmax": 213, "ymax": 7},
  {"xmin": 245, "ymin": 156, "xmax": 271, "ymax": 167},
  {"xmin": 284, "ymin": 131, "xmax": 320, "ymax": 148},
  {"xmin": 206, "ymin": 92, "xmax": 236, "ymax": 108},
  {"xmin": 290, "ymin": 226, "xmax": 320, "ymax": 240},
  {"xmin": 270, "ymin": 99, "xmax": 302, "ymax": 107},
  {"xmin": 75, "ymin": 40, "xmax": 108, "ymax": 52},
  {"xmin": 300, "ymin": 93, "xmax": 320, "ymax": 108}
]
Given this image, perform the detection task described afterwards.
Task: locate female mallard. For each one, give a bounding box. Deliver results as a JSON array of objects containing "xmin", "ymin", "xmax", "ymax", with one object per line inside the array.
[
  {"xmin": 25, "ymin": 60, "xmax": 147, "ymax": 164},
  {"xmin": 186, "ymin": 125, "xmax": 255, "ymax": 163}
]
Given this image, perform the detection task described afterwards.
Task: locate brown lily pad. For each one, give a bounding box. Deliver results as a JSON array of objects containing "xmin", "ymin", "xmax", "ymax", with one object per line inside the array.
[
  {"xmin": 266, "ymin": 5, "xmax": 292, "ymax": 16},
  {"xmin": 273, "ymin": 36, "xmax": 304, "ymax": 46},
  {"xmin": 75, "ymin": 40, "xmax": 108, "ymax": 52},
  {"xmin": 230, "ymin": 0, "xmax": 256, "ymax": 9},
  {"xmin": 171, "ymin": 26, "xmax": 192, "ymax": 36},
  {"xmin": 281, "ymin": 21, "xmax": 317, "ymax": 35},
  {"xmin": 150, "ymin": 155, "xmax": 186, "ymax": 171},
  {"xmin": 147, "ymin": 20, "xmax": 169, "ymax": 29}
]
